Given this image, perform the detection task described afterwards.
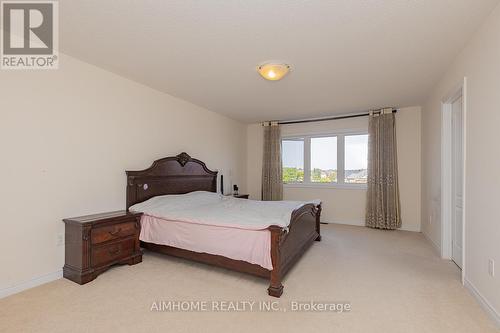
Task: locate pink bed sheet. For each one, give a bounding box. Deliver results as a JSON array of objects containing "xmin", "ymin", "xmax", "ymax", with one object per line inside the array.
[{"xmin": 140, "ymin": 214, "xmax": 273, "ymax": 270}]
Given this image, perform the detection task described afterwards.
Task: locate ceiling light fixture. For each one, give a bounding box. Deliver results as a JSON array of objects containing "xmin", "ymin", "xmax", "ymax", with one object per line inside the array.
[{"xmin": 257, "ymin": 63, "xmax": 291, "ymax": 81}]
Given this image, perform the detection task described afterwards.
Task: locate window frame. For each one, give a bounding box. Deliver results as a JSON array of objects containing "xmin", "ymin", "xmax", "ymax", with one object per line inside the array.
[{"xmin": 282, "ymin": 130, "xmax": 368, "ymax": 189}]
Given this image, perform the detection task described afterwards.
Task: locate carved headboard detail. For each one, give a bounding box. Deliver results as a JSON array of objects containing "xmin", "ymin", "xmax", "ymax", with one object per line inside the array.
[{"xmin": 126, "ymin": 152, "xmax": 218, "ymax": 209}]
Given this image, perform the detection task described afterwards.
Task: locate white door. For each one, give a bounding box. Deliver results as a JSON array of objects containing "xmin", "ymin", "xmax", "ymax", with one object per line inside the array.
[{"xmin": 451, "ymin": 96, "xmax": 464, "ymax": 268}]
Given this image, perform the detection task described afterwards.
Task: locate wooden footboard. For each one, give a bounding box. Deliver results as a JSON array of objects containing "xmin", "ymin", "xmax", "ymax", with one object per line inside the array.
[{"xmin": 268, "ymin": 203, "xmax": 322, "ymax": 297}]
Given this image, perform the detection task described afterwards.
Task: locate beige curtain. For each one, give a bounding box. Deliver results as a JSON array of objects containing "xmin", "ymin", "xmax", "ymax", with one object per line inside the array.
[
  {"xmin": 366, "ymin": 109, "xmax": 402, "ymax": 229},
  {"xmin": 262, "ymin": 122, "xmax": 283, "ymax": 201}
]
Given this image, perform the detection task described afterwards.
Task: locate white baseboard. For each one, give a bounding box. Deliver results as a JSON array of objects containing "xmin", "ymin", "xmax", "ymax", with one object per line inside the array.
[
  {"xmin": 326, "ymin": 220, "xmax": 421, "ymax": 232},
  {"xmin": 326, "ymin": 219, "xmax": 365, "ymax": 226},
  {"xmin": 0, "ymin": 270, "xmax": 63, "ymax": 299},
  {"xmin": 464, "ymin": 278, "xmax": 500, "ymax": 328},
  {"xmin": 422, "ymin": 230, "xmax": 441, "ymax": 256}
]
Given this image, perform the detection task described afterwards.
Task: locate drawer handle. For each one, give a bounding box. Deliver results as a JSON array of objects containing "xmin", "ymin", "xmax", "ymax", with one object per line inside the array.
[
  {"xmin": 108, "ymin": 248, "xmax": 121, "ymax": 255},
  {"xmin": 108, "ymin": 228, "xmax": 122, "ymax": 236}
]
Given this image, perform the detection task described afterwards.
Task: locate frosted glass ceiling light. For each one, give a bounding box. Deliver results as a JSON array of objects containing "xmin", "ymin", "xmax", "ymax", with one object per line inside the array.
[{"xmin": 257, "ymin": 63, "xmax": 290, "ymax": 81}]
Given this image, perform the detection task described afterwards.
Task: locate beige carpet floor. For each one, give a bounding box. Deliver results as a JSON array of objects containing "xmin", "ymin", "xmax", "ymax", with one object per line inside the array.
[{"xmin": 1, "ymin": 224, "xmax": 498, "ymax": 333}]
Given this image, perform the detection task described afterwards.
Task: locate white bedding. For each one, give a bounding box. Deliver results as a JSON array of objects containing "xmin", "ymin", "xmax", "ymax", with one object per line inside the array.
[{"xmin": 129, "ymin": 191, "xmax": 319, "ymax": 230}]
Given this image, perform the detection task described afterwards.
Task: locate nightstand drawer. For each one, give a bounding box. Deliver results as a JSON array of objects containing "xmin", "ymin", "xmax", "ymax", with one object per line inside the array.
[
  {"xmin": 91, "ymin": 221, "xmax": 137, "ymax": 244},
  {"xmin": 92, "ymin": 238, "xmax": 135, "ymax": 267}
]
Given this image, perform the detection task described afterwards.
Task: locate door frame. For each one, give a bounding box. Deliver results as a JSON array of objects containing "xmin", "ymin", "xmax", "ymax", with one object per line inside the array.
[{"xmin": 440, "ymin": 77, "xmax": 467, "ymax": 283}]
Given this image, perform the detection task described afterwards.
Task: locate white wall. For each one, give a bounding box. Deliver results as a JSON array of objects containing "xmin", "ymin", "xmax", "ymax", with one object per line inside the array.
[
  {"xmin": 0, "ymin": 54, "xmax": 247, "ymax": 293},
  {"xmin": 395, "ymin": 107, "xmax": 422, "ymax": 232},
  {"xmin": 247, "ymin": 106, "xmax": 422, "ymax": 232},
  {"xmin": 421, "ymin": 2, "xmax": 500, "ymax": 321}
]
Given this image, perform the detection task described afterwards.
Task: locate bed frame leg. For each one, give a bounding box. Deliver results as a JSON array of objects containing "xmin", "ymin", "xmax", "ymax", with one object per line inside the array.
[
  {"xmin": 268, "ymin": 280, "xmax": 283, "ymax": 298},
  {"xmin": 268, "ymin": 226, "xmax": 284, "ymax": 298}
]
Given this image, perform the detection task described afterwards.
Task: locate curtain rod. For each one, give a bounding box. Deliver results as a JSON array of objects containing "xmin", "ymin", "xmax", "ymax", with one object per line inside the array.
[{"xmin": 276, "ymin": 108, "xmax": 397, "ymax": 125}]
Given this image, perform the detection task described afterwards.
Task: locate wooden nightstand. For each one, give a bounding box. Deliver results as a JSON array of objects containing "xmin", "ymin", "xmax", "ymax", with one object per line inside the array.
[
  {"xmin": 233, "ymin": 194, "xmax": 249, "ymax": 199},
  {"xmin": 63, "ymin": 211, "xmax": 143, "ymax": 284}
]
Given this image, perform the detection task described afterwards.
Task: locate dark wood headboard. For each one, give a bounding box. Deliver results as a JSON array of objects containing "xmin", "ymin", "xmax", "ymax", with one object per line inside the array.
[{"xmin": 126, "ymin": 152, "xmax": 218, "ymax": 210}]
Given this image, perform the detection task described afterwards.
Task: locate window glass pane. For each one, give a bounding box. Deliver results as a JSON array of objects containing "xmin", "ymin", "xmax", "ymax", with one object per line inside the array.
[
  {"xmin": 282, "ymin": 139, "xmax": 304, "ymax": 182},
  {"xmin": 345, "ymin": 134, "xmax": 368, "ymax": 184},
  {"xmin": 311, "ymin": 137, "xmax": 337, "ymax": 183}
]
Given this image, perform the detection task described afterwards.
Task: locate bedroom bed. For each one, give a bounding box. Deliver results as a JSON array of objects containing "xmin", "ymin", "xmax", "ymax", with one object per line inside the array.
[{"xmin": 126, "ymin": 152, "xmax": 321, "ymax": 297}]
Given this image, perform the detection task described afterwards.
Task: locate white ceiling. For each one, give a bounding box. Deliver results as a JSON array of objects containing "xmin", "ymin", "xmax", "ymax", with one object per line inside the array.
[{"xmin": 60, "ymin": 0, "xmax": 499, "ymax": 123}]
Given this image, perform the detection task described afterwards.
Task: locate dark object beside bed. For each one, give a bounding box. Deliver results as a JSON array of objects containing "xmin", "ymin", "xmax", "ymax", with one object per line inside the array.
[{"xmin": 126, "ymin": 152, "xmax": 321, "ymax": 297}]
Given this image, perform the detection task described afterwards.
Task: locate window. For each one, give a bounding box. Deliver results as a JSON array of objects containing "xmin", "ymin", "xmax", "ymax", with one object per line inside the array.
[
  {"xmin": 344, "ymin": 134, "xmax": 368, "ymax": 184},
  {"xmin": 282, "ymin": 132, "xmax": 368, "ymax": 187},
  {"xmin": 310, "ymin": 137, "xmax": 337, "ymax": 183},
  {"xmin": 282, "ymin": 139, "xmax": 304, "ymax": 183}
]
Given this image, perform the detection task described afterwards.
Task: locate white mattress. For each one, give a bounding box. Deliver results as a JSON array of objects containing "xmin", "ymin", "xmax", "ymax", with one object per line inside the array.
[{"xmin": 130, "ymin": 191, "xmax": 320, "ymax": 230}]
